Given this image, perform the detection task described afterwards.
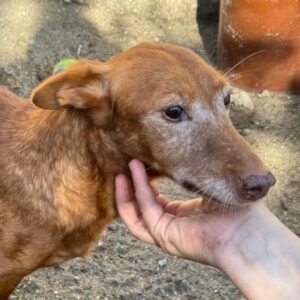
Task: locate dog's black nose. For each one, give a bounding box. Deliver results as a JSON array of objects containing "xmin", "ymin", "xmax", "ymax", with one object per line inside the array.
[{"xmin": 242, "ymin": 172, "xmax": 276, "ymax": 201}]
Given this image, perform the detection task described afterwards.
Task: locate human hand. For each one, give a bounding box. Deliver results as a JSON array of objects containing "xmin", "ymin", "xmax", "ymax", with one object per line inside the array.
[
  {"xmin": 115, "ymin": 159, "xmax": 261, "ymax": 267},
  {"xmin": 116, "ymin": 160, "xmax": 300, "ymax": 299}
]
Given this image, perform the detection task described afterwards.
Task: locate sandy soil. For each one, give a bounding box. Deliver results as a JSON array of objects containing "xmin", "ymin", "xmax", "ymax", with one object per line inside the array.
[{"xmin": 0, "ymin": 0, "xmax": 299, "ymax": 299}]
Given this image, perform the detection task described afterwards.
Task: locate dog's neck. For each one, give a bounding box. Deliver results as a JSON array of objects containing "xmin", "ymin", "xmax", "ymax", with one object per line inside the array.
[
  {"xmin": 12, "ymin": 104, "xmax": 91, "ymax": 165},
  {"xmin": 13, "ymin": 103, "xmax": 127, "ymax": 175},
  {"xmin": 2, "ymin": 102, "xmax": 128, "ymax": 228}
]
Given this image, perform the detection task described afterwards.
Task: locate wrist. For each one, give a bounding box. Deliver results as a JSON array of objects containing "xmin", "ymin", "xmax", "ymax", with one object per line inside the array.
[
  {"xmin": 211, "ymin": 203, "xmax": 265, "ymax": 269},
  {"xmin": 214, "ymin": 202, "xmax": 300, "ymax": 299}
]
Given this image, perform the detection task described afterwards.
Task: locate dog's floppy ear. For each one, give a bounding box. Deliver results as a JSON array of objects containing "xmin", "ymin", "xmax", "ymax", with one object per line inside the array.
[{"xmin": 31, "ymin": 60, "xmax": 111, "ymax": 126}]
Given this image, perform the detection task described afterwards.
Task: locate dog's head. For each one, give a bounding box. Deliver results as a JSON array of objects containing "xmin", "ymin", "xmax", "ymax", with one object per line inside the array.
[{"xmin": 32, "ymin": 43, "xmax": 275, "ymax": 205}]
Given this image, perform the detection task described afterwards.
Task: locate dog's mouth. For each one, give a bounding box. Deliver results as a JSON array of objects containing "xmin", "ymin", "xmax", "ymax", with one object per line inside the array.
[
  {"xmin": 143, "ymin": 163, "xmax": 226, "ymax": 205},
  {"xmin": 143, "ymin": 163, "xmax": 237, "ymax": 205},
  {"xmin": 181, "ymin": 180, "xmax": 257, "ymax": 207},
  {"xmin": 143, "ymin": 164, "xmax": 213, "ymax": 199},
  {"xmin": 182, "ymin": 181, "xmax": 222, "ymax": 204}
]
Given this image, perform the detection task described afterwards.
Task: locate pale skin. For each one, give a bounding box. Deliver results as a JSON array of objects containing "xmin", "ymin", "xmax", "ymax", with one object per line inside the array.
[{"xmin": 115, "ymin": 159, "xmax": 300, "ymax": 300}]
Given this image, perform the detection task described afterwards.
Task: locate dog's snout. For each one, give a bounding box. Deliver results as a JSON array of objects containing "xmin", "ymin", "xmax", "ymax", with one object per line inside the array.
[{"xmin": 242, "ymin": 172, "xmax": 276, "ymax": 201}]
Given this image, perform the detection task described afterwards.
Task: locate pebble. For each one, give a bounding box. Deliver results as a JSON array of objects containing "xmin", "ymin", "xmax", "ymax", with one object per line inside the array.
[
  {"xmin": 259, "ymin": 90, "xmax": 272, "ymax": 97},
  {"xmin": 241, "ymin": 128, "xmax": 251, "ymax": 136},
  {"xmin": 158, "ymin": 258, "xmax": 167, "ymax": 267}
]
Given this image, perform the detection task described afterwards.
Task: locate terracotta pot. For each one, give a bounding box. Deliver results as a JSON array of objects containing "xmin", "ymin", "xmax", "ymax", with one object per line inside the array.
[{"xmin": 217, "ymin": 0, "xmax": 300, "ymax": 94}]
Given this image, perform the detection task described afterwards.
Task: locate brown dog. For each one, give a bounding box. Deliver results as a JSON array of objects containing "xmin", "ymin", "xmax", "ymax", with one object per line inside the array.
[{"xmin": 0, "ymin": 43, "xmax": 275, "ymax": 298}]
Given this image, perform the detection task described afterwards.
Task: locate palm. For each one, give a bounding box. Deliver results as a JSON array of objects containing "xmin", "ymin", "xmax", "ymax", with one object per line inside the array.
[{"xmin": 115, "ymin": 160, "xmax": 247, "ymax": 266}]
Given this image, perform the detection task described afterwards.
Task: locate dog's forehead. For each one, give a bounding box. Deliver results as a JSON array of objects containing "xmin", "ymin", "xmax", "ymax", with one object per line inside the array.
[
  {"xmin": 109, "ymin": 44, "xmax": 227, "ymax": 109},
  {"xmin": 160, "ymin": 45, "xmax": 227, "ymax": 98}
]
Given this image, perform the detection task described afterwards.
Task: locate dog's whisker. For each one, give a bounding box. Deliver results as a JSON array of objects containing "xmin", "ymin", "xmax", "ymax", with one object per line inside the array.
[{"xmin": 223, "ymin": 50, "xmax": 266, "ymax": 76}]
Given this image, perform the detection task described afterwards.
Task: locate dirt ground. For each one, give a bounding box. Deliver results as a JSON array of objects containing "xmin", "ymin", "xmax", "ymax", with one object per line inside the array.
[{"xmin": 0, "ymin": 0, "xmax": 299, "ymax": 299}]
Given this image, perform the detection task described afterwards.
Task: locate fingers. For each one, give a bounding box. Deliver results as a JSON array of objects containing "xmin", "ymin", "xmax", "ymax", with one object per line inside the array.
[
  {"xmin": 150, "ymin": 181, "xmax": 161, "ymax": 196},
  {"xmin": 115, "ymin": 174, "xmax": 156, "ymax": 244},
  {"xmin": 175, "ymin": 198, "xmax": 223, "ymax": 216},
  {"xmin": 150, "ymin": 182, "xmax": 171, "ymax": 209},
  {"xmin": 115, "ymin": 174, "xmax": 137, "ymax": 221},
  {"xmin": 175, "ymin": 198, "xmax": 205, "ymax": 217},
  {"xmin": 156, "ymin": 193, "xmax": 170, "ymax": 208},
  {"xmin": 129, "ymin": 160, "xmax": 183, "ymax": 253},
  {"xmin": 129, "ymin": 160, "xmax": 165, "ymax": 226}
]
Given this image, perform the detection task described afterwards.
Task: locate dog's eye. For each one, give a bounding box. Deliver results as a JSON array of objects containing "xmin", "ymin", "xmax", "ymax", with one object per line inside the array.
[
  {"xmin": 224, "ymin": 94, "xmax": 231, "ymax": 108},
  {"xmin": 164, "ymin": 106, "xmax": 185, "ymax": 122}
]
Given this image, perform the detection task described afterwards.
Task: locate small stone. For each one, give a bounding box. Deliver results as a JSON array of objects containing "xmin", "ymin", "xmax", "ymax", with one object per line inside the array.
[
  {"xmin": 241, "ymin": 128, "xmax": 251, "ymax": 136},
  {"xmin": 63, "ymin": 0, "xmax": 72, "ymax": 3},
  {"xmin": 158, "ymin": 258, "xmax": 167, "ymax": 267},
  {"xmin": 259, "ymin": 90, "xmax": 272, "ymax": 97}
]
